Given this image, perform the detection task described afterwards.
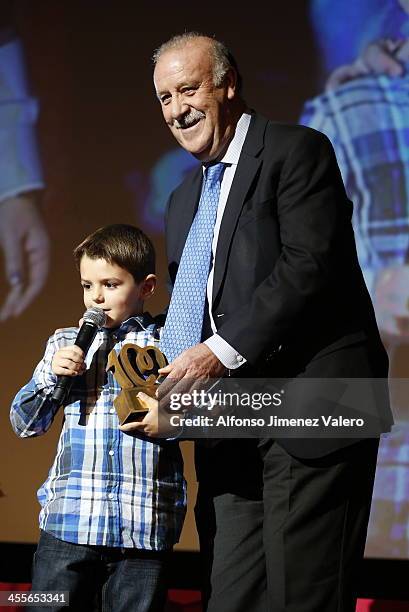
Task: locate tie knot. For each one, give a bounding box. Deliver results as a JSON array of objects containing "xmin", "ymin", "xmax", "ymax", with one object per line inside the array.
[{"xmin": 205, "ymin": 162, "xmax": 225, "ymax": 187}]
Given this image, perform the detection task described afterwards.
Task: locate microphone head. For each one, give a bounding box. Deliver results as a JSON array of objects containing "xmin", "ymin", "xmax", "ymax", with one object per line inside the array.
[{"xmin": 83, "ymin": 307, "xmax": 107, "ymax": 328}]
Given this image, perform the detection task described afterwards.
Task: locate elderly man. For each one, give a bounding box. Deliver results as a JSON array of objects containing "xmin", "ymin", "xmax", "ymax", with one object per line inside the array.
[{"xmin": 152, "ymin": 33, "xmax": 392, "ymax": 612}]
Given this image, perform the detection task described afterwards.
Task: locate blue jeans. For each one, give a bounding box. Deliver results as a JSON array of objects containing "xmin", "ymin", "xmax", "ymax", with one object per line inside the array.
[{"xmin": 28, "ymin": 530, "xmax": 169, "ymax": 612}]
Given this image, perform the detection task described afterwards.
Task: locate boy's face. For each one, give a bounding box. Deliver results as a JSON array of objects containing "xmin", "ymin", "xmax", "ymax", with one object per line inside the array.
[{"xmin": 79, "ymin": 256, "xmax": 156, "ymax": 328}]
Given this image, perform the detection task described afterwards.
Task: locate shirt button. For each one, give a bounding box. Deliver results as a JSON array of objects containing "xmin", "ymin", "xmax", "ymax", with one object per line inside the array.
[
  {"xmin": 236, "ymin": 354, "xmax": 244, "ymax": 363},
  {"xmin": 108, "ymin": 493, "xmax": 114, "ymax": 500},
  {"xmin": 109, "ymin": 450, "xmax": 114, "ymax": 456},
  {"xmin": 110, "ymin": 408, "xmax": 115, "ymax": 414}
]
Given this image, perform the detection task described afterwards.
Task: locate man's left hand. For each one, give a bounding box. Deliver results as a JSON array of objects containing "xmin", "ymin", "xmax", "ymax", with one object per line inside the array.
[
  {"xmin": 0, "ymin": 195, "xmax": 49, "ymax": 322},
  {"xmin": 158, "ymin": 343, "xmax": 226, "ymax": 406},
  {"xmin": 374, "ymin": 264, "xmax": 409, "ymax": 342}
]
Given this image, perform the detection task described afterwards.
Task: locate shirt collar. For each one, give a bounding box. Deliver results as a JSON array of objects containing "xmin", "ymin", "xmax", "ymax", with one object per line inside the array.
[
  {"xmin": 220, "ymin": 111, "xmax": 252, "ymax": 166},
  {"xmin": 102, "ymin": 312, "xmax": 157, "ymax": 337}
]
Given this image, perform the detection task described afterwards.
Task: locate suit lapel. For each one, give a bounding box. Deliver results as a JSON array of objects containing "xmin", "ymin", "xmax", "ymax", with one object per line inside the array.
[
  {"xmin": 170, "ymin": 166, "xmax": 203, "ymax": 262},
  {"xmin": 212, "ymin": 113, "xmax": 268, "ymax": 304}
]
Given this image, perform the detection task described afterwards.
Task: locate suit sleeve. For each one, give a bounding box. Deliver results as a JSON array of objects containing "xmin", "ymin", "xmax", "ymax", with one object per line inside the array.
[{"xmin": 216, "ymin": 128, "xmax": 354, "ymax": 364}]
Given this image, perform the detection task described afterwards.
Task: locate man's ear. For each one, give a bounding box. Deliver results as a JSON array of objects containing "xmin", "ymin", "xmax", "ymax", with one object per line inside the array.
[
  {"xmin": 226, "ymin": 67, "xmax": 238, "ymax": 100},
  {"xmin": 141, "ymin": 274, "xmax": 157, "ymax": 299}
]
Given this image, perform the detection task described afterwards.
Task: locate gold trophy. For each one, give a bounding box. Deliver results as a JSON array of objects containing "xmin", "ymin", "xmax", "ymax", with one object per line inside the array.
[{"xmin": 107, "ymin": 344, "xmax": 167, "ymax": 425}]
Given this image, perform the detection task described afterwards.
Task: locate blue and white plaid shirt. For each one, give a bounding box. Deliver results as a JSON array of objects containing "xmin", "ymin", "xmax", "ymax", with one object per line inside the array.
[
  {"xmin": 300, "ymin": 72, "xmax": 409, "ymax": 294},
  {"xmin": 10, "ymin": 313, "xmax": 186, "ymax": 550}
]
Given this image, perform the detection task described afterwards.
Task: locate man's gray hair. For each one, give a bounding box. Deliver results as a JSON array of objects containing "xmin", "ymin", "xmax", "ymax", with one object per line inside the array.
[{"xmin": 152, "ymin": 32, "xmax": 242, "ymax": 93}]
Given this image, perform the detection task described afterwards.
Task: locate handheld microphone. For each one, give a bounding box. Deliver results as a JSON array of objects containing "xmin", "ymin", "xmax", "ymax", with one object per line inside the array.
[{"xmin": 51, "ymin": 307, "xmax": 107, "ymax": 405}]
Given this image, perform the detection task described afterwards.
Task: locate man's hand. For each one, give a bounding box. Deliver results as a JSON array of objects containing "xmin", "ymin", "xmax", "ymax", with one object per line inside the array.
[
  {"xmin": 157, "ymin": 343, "xmax": 226, "ymax": 404},
  {"xmin": 325, "ymin": 38, "xmax": 407, "ymax": 90},
  {"xmin": 119, "ymin": 346, "xmax": 226, "ymax": 437},
  {"xmin": 374, "ymin": 265, "xmax": 409, "ymax": 343},
  {"xmin": 325, "ymin": 62, "xmax": 370, "ymax": 91},
  {"xmin": 52, "ymin": 345, "xmax": 86, "ymax": 377},
  {"xmin": 360, "ymin": 38, "xmax": 408, "ymax": 77},
  {"xmin": 0, "ymin": 194, "xmax": 50, "ymax": 321}
]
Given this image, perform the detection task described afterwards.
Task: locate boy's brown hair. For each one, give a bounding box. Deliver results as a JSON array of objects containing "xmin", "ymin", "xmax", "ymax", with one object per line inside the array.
[{"xmin": 73, "ymin": 224, "xmax": 155, "ymax": 282}]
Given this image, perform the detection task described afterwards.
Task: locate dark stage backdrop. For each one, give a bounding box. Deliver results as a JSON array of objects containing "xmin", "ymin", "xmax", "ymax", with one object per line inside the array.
[{"xmin": 0, "ymin": 0, "xmax": 408, "ymax": 560}]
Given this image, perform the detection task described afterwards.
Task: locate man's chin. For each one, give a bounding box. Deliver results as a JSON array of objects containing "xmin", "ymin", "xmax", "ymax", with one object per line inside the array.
[
  {"xmin": 175, "ymin": 133, "xmax": 221, "ymax": 162},
  {"xmin": 179, "ymin": 139, "xmax": 213, "ymax": 161},
  {"xmin": 172, "ymin": 126, "xmax": 208, "ymax": 154}
]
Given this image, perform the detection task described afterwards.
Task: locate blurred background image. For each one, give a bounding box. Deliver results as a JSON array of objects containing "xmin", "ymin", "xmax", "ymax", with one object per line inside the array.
[{"xmin": 0, "ymin": 0, "xmax": 408, "ymax": 566}]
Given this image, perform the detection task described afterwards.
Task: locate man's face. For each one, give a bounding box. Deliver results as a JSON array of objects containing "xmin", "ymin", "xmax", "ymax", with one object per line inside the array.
[
  {"xmin": 79, "ymin": 256, "xmax": 155, "ymax": 328},
  {"xmin": 154, "ymin": 39, "xmax": 237, "ymax": 162}
]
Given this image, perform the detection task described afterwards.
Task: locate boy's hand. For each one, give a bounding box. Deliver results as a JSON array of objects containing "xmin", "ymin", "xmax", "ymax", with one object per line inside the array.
[
  {"xmin": 119, "ymin": 392, "xmax": 180, "ymax": 438},
  {"xmin": 52, "ymin": 345, "xmax": 86, "ymax": 377}
]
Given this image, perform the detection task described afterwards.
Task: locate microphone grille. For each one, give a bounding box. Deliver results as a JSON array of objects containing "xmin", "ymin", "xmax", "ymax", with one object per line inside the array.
[{"xmin": 83, "ymin": 307, "xmax": 107, "ymax": 328}]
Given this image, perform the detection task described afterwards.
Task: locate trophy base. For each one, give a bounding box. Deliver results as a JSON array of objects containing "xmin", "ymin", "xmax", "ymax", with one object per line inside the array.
[{"xmin": 114, "ymin": 386, "xmax": 157, "ymax": 425}]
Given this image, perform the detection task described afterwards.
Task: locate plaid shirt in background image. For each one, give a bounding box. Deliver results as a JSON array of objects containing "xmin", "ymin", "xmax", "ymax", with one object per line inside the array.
[
  {"xmin": 301, "ymin": 68, "xmax": 409, "ymax": 559},
  {"xmin": 300, "ymin": 71, "xmax": 409, "ymax": 295},
  {"xmin": 10, "ymin": 313, "xmax": 186, "ymax": 550}
]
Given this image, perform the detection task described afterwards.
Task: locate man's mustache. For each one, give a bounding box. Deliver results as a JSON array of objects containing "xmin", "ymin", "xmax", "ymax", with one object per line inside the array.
[{"xmin": 173, "ymin": 109, "xmax": 205, "ymax": 129}]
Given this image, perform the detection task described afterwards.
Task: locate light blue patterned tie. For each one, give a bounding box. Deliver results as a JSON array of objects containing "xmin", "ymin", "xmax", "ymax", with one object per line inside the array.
[{"xmin": 161, "ymin": 162, "xmax": 226, "ymax": 362}]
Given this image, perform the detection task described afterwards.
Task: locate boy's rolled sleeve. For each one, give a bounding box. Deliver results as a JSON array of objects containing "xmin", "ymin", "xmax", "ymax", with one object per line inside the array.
[{"xmin": 10, "ymin": 334, "xmax": 60, "ymax": 437}]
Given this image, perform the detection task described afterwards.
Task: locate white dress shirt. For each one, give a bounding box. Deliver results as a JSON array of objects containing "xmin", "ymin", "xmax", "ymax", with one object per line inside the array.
[{"xmin": 204, "ymin": 112, "xmax": 251, "ymax": 369}]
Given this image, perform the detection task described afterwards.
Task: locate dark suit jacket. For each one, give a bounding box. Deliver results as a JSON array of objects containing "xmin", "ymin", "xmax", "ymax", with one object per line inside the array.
[{"xmin": 165, "ymin": 113, "xmax": 393, "ymax": 460}]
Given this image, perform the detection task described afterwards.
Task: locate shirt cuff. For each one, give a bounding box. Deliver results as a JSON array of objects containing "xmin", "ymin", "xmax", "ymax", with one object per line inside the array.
[
  {"xmin": 165, "ymin": 426, "xmax": 184, "ymax": 441},
  {"xmin": 204, "ymin": 334, "xmax": 247, "ymax": 370}
]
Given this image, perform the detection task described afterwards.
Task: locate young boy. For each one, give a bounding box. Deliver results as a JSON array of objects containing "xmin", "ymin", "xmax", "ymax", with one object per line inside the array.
[{"xmin": 10, "ymin": 224, "xmax": 186, "ymax": 612}]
